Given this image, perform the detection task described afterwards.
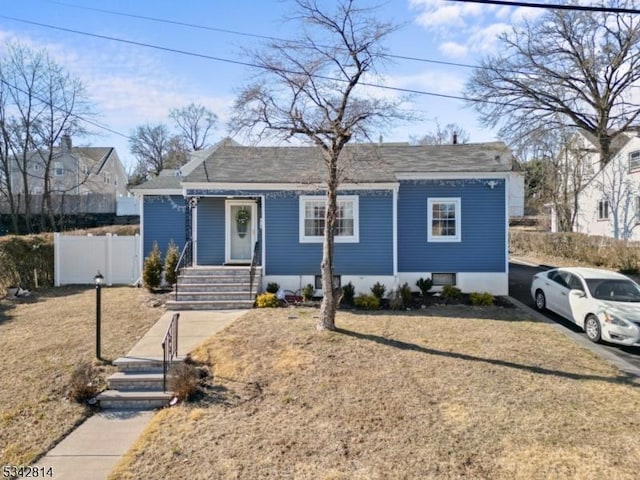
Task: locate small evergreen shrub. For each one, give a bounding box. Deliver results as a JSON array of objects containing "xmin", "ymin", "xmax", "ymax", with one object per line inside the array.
[
  {"xmin": 370, "ymin": 282, "xmax": 386, "ymax": 300},
  {"xmin": 416, "ymin": 277, "xmax": 433, "ymax": 298},
  {"xmin": 442, "ymin": 285, "xmax": 462, "ymax": 300},
  {"xmin": 399, "ymin": 282, "xmax": 413, "ymax": 306},
  {"xmin": 163, "ymin": 240, "xmax": 180, "ymax": 286},
  {"xmin": 169, "ymin": 363, "xmax": 200, "ymax": 401},
  {"xmin": 66, "ymin": 362, "xmax": 100, "ymax": 403},
  {"xmin": 266, "ymin": 282, "xmax": 280, "ymax": 294},
  {"xmin": 354, "ymin": 294, "xmax": 381, "ymax": 310},
  {"xmin": 256, "ymin": 292, "xmax": 280, "ymax": 308},
  {"xmin": 470, "ymin": 292, "xmax": 494, "ymax": 306},
  {"xmin": 301, "ymin": 283, "xmax": 315, "ymax": 301},
  {"xmin": 142, "ymin": 241, "xmax": 163, "ymax": 291},
  {"xmin": 342, "ymin": 282, "xmax": 355, "ymax": 306}
]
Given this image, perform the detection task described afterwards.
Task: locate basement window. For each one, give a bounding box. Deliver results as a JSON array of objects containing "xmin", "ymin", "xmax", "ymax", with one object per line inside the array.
[{"xmin": 432, "ymin": 273, "xmax": 456, "ymax": 286}]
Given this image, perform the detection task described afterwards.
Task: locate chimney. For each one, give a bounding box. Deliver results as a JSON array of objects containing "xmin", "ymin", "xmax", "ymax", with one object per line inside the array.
[
  {"xmin": 379, "ymin": 135, "xmax": 383, "ymax": 146},
  {"xmin": 452, "ymin": 132, "xmax": 458, "ymax": 145},
  {"xmin": 61, "ymin": 133, "xmax": 72, "ymax": 152}
]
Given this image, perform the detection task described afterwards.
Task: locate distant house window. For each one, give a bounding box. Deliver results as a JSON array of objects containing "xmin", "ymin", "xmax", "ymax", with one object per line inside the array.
[
  {"xmin": 598, "ymin": 199, "xmax": 609, "ymax": 220},
  {"xmin": 81, "ymin": 163, "xmax": 90, "ymax": 175},
  {"xmin": 103, "ymin": 172, "xmax": 111, "ymax": 184},
  {"xmin": 432, "ymin": 273, "xmax": 456, "ymax": 286},
  {"xmin": 33, "ymin": 163, "xmax": 41, "ymax": 172},
  {"xmin": 427, "ymin": 198, "xmax": 461, "ymax": 242},
  {"xmin": 630, "ymin": 151, "xmax": 640, "ymax": 172},
  {"xmin": 54, "ymin": 162, "xmax": 64, "ymax": 176},
  {"xmin": 636, "ymin": 197, "xmax": 640, "ymax": 224},
  {"xmin": 299, "ymin": 195, "xmax": 359, "ymax": 243}
]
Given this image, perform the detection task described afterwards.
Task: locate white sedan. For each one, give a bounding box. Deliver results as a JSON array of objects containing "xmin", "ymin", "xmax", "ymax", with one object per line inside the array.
[{"xmin": 530, "ymin": 267, "xmax": 640, "ymax": 346}]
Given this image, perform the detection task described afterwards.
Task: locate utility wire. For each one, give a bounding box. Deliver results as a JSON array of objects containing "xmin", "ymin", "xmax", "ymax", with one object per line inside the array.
[
  {"xmin": 41, "ymin": 0, "xmax": 480, "ymax": 70},
  {"xmin": 0, "ymin": 14, "xmax": 502, "ymax": 105},
  {"xmin": 445, "ymin": 0, "xmax": 640, "ymax": 14}
]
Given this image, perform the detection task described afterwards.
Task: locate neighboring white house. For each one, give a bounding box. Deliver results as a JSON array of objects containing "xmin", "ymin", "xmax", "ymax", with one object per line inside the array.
[{"xmin": 574, "ymin": 131, "xmax": 640, "ymax": 240}]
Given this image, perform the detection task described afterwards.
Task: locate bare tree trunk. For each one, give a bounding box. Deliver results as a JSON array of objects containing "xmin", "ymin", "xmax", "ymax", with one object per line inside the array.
[{"xmin": 318, "ymin": 172, "xmax": 338, "ymax": 331}]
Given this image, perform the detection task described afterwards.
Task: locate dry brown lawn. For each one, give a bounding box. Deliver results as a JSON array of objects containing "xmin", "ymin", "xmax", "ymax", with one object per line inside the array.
[
  {"xmin": 0, "ymin": 286, "xmax": 162, "ymax": 465},
  {"xmin": 111, "ymin": 306, "xmax": 640, "ymax": 480}
]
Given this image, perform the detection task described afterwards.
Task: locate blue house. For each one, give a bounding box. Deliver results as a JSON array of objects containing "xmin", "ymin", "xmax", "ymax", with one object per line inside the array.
[{"xmin": 134, "ymin": 139, "xmax": 521, "ymax": 309}]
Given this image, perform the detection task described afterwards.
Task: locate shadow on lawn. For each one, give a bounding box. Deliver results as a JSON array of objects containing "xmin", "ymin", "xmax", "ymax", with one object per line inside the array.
[{"xmin": 336, "ymin": 327, "xmax": 640, "ymax": 387}]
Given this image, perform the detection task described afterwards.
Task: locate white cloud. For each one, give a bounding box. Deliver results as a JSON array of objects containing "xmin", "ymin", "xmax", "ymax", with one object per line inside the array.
[
  {"xmin": 388, "ymin": 70, "xmax": 466, "ymax": 96},
  {"xmin": 439, "ymin": 41, "xmax": 468, "ymax": 58},
  {"xmin": 511, "ymin": 6, "xmax": 544, "ymax": 24},
  {"xmin": 468, "ymin": 22, "xmax": 512, "ymax": 53}
]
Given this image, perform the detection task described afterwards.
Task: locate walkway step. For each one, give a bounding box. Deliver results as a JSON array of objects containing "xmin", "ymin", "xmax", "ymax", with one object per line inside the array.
[
  {"xmin": 176, "ymin": 281, "xmax": 251, "ymax": 291},
  {"xmin": 112, "ymin": 356, "xmax": 184, "ymax": 372},
  {"xmin": 166, "ymin": 299, "xmax": 255, "ymax": 310},
  {"xmin": 175, "ymin": 291, "xmax": 255, "ymax": 302},
  {"xmin": 97, "ymin": 390, "xmax": 174, "ymax": 410},
  {"xmin": 108, "ymin": 371, "xmax": 166, "ymax": 391}
]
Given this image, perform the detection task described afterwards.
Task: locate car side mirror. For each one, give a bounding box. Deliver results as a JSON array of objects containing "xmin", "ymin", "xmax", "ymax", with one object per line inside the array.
[{"xmin": 570, "ymin": 289, "xmax": 586, "ymax": 298}]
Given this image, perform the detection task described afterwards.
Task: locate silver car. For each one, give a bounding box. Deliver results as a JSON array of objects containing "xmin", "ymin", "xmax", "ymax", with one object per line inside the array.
[{"xmin": 531, "ymin": 267, "xmax": 640, "ymax": 346}]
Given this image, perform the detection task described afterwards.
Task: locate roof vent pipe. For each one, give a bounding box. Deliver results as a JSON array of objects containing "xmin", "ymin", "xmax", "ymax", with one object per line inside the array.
[{"xmin": 453, "ymin": 132, "xmax": 458, "ymax": 145}]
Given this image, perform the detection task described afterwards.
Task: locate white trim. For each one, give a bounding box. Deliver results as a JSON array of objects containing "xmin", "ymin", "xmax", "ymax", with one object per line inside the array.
[
  {"xmin": 394, "ymin": 172, "xmax": 509, "ymax": 180},
  {"xmin": 260, "ymin": 196, "xmax": 266, "ymax": 273},
  {"xmin": 192, "ymin": 200, "xmax": 198, "ymax": 266},
  {"xmin": 392, "ymin": 184, "xmax": 398, "ymax": 277},
  {"xmin": 183, "ymin": 182, "xmax": 398, "ymax": 192},
  {"xmin": 427, "ymin": 197, "xmax": 461, "ymax": 243},
  {"xmin": 505, "ymin": 175, "xmax": 509, "ymax": 276},
  {"xmin": 298, "ymin": 195, "xmax": 360, "ymax": 243},
  {"xmin": 225, "ymin": 199, "xmax": 258, "ymax": 264},
  {"xmin": 134, "ymin": 189, "xmax": 183, "ymax": 196}
]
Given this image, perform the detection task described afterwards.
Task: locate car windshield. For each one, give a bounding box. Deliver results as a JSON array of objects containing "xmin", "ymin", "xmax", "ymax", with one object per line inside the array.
[{"xmin": 586, "ymin": 279, "xmax": 640, "ymax": 302}]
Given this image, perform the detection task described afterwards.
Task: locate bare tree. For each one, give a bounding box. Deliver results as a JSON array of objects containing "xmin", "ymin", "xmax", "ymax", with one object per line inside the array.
[
  {"xmin": 129, "ymin": 124, "xmax": 187, "ymax": 178},
  {"xmin": 231, "ymin": 0, "xmax": 405, "ymax": 331},
  {"xmin": 411, "ymin": 121, "xmax": 469, "ymax": 145},
  {"xmin": 0, "ymin": 42, "xmax": 92, "ymax": 232},
  {"xmin": 170, "ymin": 103, "xmax": 218, "ymax": 151},
  {"xmin": 466, "ymin": 0, "xmax": 640, "ymax": 166}
]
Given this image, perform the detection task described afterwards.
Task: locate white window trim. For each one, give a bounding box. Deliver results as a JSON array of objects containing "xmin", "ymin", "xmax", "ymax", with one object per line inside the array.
[
  {"xmin": 598, "ymin": 199, "xmax": 609, "ymax": 221},
  {"xmin": 427, "ymin": 197, "xmax": 461, "ymax": 243},
  {"xmin": 299, "ymin": 195, "xmax": 359, "ymax": 243}
]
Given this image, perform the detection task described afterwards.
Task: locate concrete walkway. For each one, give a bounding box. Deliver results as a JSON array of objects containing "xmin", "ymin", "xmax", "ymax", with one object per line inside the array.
[{"xmin": 35, "ymin": 309, "xmax": 247, "ymax": 480}]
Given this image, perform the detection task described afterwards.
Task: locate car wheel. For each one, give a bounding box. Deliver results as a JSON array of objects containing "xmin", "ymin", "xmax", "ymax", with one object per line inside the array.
[
  {"xmin": 584, "ymin": 314, "xmax": 602, "ymax": 343},
  {"xmin": 534, "ymin": 289, "xmax": 546, "ymax": 311}
]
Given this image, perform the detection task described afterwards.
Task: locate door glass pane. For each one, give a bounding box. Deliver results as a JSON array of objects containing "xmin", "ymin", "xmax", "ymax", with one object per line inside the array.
[{"xmin": 230, "ymin": 205, "xmax": 252, "ymax": 261}]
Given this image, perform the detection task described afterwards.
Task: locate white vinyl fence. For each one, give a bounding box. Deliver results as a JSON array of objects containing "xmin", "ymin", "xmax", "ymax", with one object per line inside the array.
[{"xmin": 54, "ymin": 233, "xmax": 141, "ymax": 286}]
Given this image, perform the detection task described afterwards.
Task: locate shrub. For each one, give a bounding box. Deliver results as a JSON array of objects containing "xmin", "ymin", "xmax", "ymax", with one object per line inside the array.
[
  {"xmin": 163, "ymin": 240, "xmax": 180, "ymax": 286},
  {"xmin": 301, "ymin": 283, "xmax": 315, "ymax": 301},
  {"xmin": 370, "ymin": 282, "xmax": 386, "ymax": 300},
  {"xmin": 143, "ymin": 241, "xmax": 163, "ymax": 291},
  {"xmin": 470, "ymin": 292, "xmax": 494, "ymax": 306},
  {"xmin": 442, "ymin": 285, "xmax": 462, "ymax": 301},
  {"xmin": 416, "ymin": 277, "xmax": 433, "ymax": 298},
  {"xmin": 168, "ymin": 363, "xmax": 200, "ymax": 401},
  {"xmin": 266, "ymin": 282, "xmax": 280, "ymax": 294},
  {"xmin": 256, "ymin": 292, "xmax": 280, "ymax": 308},
  {"xmin": 354, "ymin": 294, "xmax": 381, "ymax": 310},
  {"xmin": 66, "ymin": 362, "xmax": 100, "ymax": 403},
  {"xmin": 0, "ymin": 235, "xmax": 54, "ymax": 292},
  {"xmin": 389, "ymin": 283, "xmax": 413, "ymax": 310},
  {"xmin": 342, "ymin": 282, "xmax": 355, "ymax": 306}
]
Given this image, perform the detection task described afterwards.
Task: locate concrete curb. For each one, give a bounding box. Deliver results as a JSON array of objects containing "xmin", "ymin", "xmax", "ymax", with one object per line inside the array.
[{"xmin": 507, "ymin": 295, "xmax": 640, "ymax": 380}]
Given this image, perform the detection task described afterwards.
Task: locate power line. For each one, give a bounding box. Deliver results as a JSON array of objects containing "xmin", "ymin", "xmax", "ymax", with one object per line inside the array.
[
  {"xmin": 445, "ymin": 0, "xmax": 640, "ymax": 14},
  {"xmin": 0, "ymin": 14, "xmax": 496, "ymax": 105},
  {"xmin": 40, "ymin": 0, "xmax": 481, "ymax": 70}
]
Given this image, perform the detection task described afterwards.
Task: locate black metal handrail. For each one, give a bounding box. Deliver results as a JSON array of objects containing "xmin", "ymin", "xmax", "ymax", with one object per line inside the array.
[
  {"xmin": 249, "ymin": 239, "xmax": 260, "ymax": 299},
  {"xmin": 162, "ymin": 312, "xmax": 179, "ymax": 392},
  {"xmin": 174, "ymin": 240, "xmax": 192, "ymax": 301}
]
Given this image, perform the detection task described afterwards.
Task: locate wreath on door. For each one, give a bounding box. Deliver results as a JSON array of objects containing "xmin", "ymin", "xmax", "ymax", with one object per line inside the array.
[{"xmin": 236, "ymin": 208, "xmax": 250, "ymax": 237}]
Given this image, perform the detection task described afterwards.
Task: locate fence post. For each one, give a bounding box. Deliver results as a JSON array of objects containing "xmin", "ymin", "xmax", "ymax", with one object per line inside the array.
[{"xmin": 106, "ymin": 233, "xmax": 113, "ymax": 286}]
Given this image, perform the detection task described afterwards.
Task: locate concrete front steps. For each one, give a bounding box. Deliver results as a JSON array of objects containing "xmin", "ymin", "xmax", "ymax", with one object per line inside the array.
[
  {"xmin": 97, "ymin": 356, "xmax": 183, "ymax": 410},
  {"xmin": 166, "ymin": 266, "xmax": 261, "ymax": 310}
]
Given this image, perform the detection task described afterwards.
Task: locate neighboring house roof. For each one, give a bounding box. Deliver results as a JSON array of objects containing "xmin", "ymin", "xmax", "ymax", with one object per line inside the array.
[
  {"xmin": 579, "ymin": 130, "xmax": 635, "ymax": 158},
  {"xmin": 182, "ymin": 141, "xmax": 514, "ymax": 185},
  {"xmin": 134, "ymin": 174, "xmax": 183, "ymax": 192}
]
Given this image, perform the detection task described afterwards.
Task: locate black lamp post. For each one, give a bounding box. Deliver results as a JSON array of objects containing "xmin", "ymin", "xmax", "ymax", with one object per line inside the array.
[{"xmin": 94, "ymin": 271, "xmax": 104, "ymax": 361}]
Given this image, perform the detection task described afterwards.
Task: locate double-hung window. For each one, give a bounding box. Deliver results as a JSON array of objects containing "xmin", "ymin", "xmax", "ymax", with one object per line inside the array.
[
  {"xmin": 299, "ymin": 195, "xmax": 359, "ymax": 243},
  {"xmin": 630, "ymin": 151, "xmax": 640, "ymax": 172},
  {"xmin": 54, "ymin": 162, "xmax": 64, "ymax": 176},
  {"xmin": 428, "ymin": 198, "xmax": 461, "ymax": 242},
  {"xmin": 598, "ymin": 199, "xmax": 609, "ymax": 220}
]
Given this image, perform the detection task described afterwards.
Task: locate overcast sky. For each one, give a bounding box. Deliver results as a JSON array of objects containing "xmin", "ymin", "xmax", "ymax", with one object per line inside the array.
[{"xmin": 0, "ymin": 0, "xmax": 543, "ymax": 171}]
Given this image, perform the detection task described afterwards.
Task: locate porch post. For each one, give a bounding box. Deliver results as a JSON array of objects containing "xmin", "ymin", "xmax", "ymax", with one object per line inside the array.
[{"xmin": 186, "ymin": 197, "xmax": 198, "ymax": 266}]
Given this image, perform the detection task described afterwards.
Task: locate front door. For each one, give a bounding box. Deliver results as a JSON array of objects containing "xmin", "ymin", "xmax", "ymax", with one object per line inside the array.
[{"xmin": 226, "ymin": 200, "xmax": 257, "ymax": 264}]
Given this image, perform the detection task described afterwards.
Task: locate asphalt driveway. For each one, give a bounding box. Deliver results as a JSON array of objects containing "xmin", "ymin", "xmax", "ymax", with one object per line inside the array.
[{"xmin": 509, "ymin": 259, "xmax": 640, "ymax": 376}]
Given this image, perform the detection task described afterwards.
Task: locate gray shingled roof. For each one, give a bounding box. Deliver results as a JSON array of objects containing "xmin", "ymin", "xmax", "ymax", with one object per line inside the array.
[
  {"xmin": 183, "ymin": 141, "xmax": 514, "ymax": 184},
  {"xmin": 133, "ymin": 174, "xmax": 183, "ymax": 191}
]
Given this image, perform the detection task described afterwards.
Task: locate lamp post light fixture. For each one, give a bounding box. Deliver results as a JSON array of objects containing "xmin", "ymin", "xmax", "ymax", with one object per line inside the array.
[{"xmin": 94, "ymin": 271, "xmax": 104, "ymax": 362}]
